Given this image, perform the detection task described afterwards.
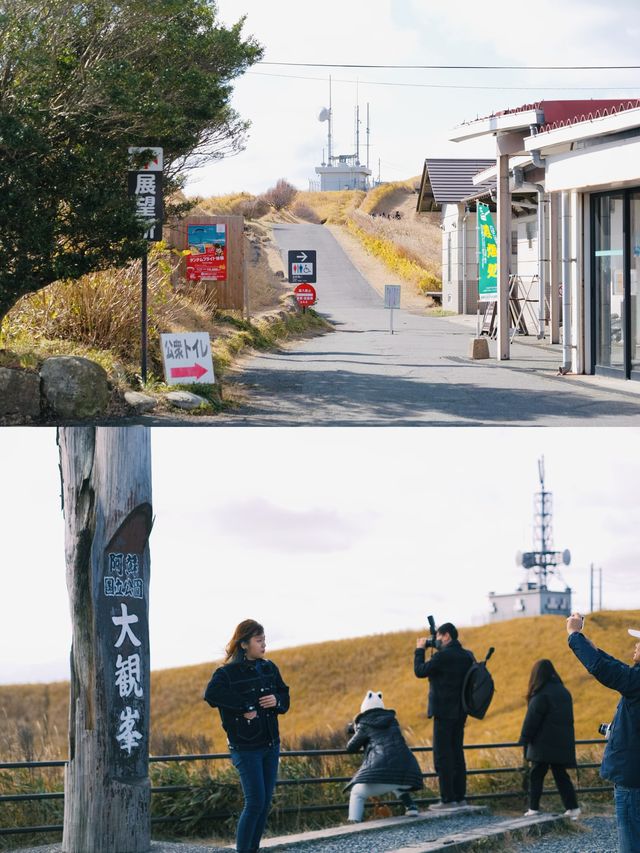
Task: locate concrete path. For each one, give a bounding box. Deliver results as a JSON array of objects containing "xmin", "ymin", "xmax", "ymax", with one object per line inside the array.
[{"xmin": 131, "ymin": 222, "xmax": 640, "ymax": 426}]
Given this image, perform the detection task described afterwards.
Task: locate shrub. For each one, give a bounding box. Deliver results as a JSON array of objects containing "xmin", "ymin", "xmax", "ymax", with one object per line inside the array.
[
  {"xmin": 292, "ymin": 201, "xmax": 322, "ymax": 224},
  {"xmin": 261, "ymin": 179, "xmax": 298, "ymax": 211},
  {"xmin": 1, "ymin": 248, "xmax": 185, "ymax": 367}
]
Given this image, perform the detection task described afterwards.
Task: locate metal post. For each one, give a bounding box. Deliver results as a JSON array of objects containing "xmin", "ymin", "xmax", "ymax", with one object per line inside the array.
[
  {"xmin": 497, "ymin": 152, "xmax": 511, "ymax": 360},
  {"xmin": 599, "ymin": 567, "xmax": 603, "ymax": 610},
  {"xmin": 390, "ymin": 307, "xmax": 394, "ymax": 335},
  {"xmin": 243, "ymin": 234, "xmax": 250, "ymax": 322},
  {"xmin": 549, "ymin": 193, "xmax": 561, "ymax": 344},
  {"xmin": 537, "ymin": 191, "xmax": 547, "ymax": 339},
  {"xmin": 141, "ymin": 248, "xmax": 148, "ymax": 384},
  {"xmin": 561, "ymin": 192, "xmax": 572, "ymax": 372}
]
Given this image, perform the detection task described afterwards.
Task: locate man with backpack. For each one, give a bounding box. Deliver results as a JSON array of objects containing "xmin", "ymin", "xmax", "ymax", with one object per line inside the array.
[{"xmin": 414, "ymin": 622, "xmax": 475, "ymax": 810}]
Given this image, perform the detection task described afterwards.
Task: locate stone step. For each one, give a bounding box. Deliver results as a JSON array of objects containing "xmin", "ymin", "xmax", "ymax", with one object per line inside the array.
[
  {"xmin": 258, "ymin": 805, "xmax": 489, "ymax": 850},
  {"xmin": 384, "ymin": 813, "xmax": 568, "ymax": 853}
]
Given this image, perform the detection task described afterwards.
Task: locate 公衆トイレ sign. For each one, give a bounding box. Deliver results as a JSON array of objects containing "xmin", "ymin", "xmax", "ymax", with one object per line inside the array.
[{"xmin": 160, "ymin": 332, "xmax": 215, "ymax": 385}]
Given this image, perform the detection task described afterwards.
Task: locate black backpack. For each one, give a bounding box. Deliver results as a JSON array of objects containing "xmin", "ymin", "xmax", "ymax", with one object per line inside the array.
[{"xmin": 462, "ymin": 647, "xmax": 495, "ymax": 719}]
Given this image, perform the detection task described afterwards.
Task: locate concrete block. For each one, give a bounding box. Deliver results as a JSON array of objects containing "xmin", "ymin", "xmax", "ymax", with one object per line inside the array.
[{"xmin": 468, "ymin": 337, "xmax": 490, "ymax": 359}]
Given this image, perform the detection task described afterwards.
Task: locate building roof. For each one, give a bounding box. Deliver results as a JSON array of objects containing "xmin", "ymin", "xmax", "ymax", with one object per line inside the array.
[
  {"xmin": 450, "ymin": 99, "xmax": 640, "ymax": 142},
  {"xmin": 416, "ymin": 158, "xmax": 495, "ymax": 211}
]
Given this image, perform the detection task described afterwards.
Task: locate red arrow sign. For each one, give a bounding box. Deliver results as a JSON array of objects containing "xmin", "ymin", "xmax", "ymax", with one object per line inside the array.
[{"xmin": 169, "ymin": 363, "xmax": 209, "ymax": 380}]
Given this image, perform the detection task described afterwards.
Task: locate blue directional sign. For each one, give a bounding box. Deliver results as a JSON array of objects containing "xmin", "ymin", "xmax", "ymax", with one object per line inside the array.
[{"xmin": 288, "ymin": 250, "xmax": 317, "ymax": 284}]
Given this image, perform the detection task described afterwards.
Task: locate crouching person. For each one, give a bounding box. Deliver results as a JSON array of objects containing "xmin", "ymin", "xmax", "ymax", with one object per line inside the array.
[{"xmin": 344, "ymin": 690, "xmax": 423, "ymax": 822}]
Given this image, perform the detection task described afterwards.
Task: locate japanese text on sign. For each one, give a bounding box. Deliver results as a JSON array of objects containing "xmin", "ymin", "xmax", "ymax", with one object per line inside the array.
[{"xmin": 478, "ymin": 202, "xmax": 498, "ymax": 302}]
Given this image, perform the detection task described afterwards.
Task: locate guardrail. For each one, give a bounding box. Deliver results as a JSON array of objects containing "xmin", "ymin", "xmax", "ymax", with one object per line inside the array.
[{"xmin": 0, "ymin": 739, "xmax": 610, "ymax": 838}]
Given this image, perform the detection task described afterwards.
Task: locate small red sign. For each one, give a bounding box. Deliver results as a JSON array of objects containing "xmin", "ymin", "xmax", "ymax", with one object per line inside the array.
[
  {"xmin": 294, "ymin": 283, "xmax": 317, "ymax": 307},
  {"xmin": 186, "ymin": 250, "xmax": 227, "ymax": 282}
]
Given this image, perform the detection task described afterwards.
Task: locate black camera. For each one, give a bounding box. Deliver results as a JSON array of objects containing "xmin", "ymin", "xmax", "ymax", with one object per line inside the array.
[
  {"xmin": 598, "ymin": 722, "xmax": 612, "ymax": 739},
  {"xmin": 425, "ymin": 614, "xmax": 440, "ymax": 649}
]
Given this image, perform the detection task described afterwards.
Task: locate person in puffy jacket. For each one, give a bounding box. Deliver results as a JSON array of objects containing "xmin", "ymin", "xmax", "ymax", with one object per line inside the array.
[
  {"xmin": 204, "ymin": 619, "xmax": 289, "ymax": 853},
  {"xmin": 518, "ymin": 659, "xmax": 579, "ymax": 818},
  {"xmin": 567, "ymin": 613, "xmax": 640, "ymax": 853},
  {"xmin": 344, "ymin": 690, "xmax": 423, "ymax": 822}
]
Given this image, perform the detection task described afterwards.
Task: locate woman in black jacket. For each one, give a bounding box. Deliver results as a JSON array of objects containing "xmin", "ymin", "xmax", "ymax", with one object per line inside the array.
[
  {"xmin": 519, "ymin": 659, "xmax": 580, "ymax": 818},
  {"xmin": 344, "ymin": 691, "xmax": 423, "ymax": 822},
  {"xmin": 204, "ymin": 620, "xmax": 290, "ymax": 853}
]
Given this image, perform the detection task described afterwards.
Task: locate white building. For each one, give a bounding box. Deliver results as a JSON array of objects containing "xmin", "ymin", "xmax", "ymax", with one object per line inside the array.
[
  {"xmin": 449, "ymin": 98, "xmax": 640, "ymax": 373},
  {"xmin": 315, "ymin": 154, "xmax": 372, "ymax": 192}
]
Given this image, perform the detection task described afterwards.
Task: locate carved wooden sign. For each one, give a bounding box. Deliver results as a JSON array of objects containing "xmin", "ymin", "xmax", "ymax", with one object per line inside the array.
[{"xmin": 100, "ymin": 505, "xmax": 152, "ymax": 780}]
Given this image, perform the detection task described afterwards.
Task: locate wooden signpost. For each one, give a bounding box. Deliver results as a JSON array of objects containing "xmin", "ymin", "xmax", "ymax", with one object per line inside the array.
[
  {"xmin": 166, "ymin": 214, "xmax": 245, "ymax": 311},
  {"xmin": 58, "ymin": 427, "xmax": 153, "ymax": 853}
]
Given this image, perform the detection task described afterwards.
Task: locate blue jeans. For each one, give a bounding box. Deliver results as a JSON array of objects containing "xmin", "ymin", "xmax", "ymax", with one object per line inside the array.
[
  {"xmin": 614, "ymin": 785, "xmax": 640, "ymax": 853},
  {"xmin": 230, "ymin": 743, "xmax": 279, "ymax": 853}
]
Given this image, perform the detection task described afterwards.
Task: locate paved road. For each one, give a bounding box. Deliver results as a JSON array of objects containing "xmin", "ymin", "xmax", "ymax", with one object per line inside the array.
[{"xmin": 142, "ymin": 222, "xmax": 640, "ymax": 426}]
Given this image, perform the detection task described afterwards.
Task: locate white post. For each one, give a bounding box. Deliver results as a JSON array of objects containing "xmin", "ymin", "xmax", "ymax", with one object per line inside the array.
[{"xmin": 497, "ymin": 151, "xmax": 511, "ymax": 360}]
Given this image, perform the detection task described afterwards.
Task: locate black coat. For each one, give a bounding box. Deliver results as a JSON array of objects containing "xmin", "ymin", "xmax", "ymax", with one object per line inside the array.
[
  {"xmin": 414, "ymin": 640, "xmax": 475, "ymax": 719},
  {"xmin": 204, "ymin": 658, "xmax": 289, "ymax": 749},
  {"xmin": 344, "ymin": 708, "xmax": 423, "ymax": 791},
  {"xmin": 518, "ymin": 677, "xmax": 577, "ymax": 767}
]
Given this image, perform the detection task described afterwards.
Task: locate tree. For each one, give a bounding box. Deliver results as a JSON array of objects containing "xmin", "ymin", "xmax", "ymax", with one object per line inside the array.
[
  {"xmin": 0, "ymin": 1, "xmax": 263, "ymax": 323},
  {"xmin": 58, "ymin": 427, "xmax": 153, "ymax": 853},
  {"xmin": 261, "ymin": 178, "xmax": 298, "ymax": 211}
]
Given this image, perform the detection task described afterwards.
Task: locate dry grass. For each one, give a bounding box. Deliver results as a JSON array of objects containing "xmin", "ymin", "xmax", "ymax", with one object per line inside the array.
[
  {"xmin": 294, "ymin": 190, "xmax": 366, "ymax": 224},
  {"xmin": 0, "ymin": 225, "xmax": 296, "ymax": 388},
  {"xmin": 2, "ymin": 611, "xmax": 635, "ymax": 761},
  {"xmin": 359, "ymin": 177, "xmax": 421, "ymax": 216}
]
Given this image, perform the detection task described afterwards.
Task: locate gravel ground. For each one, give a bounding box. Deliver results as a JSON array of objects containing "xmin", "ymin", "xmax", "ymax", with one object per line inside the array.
[
  {"xmin": 2, "ymin": 843, "xmax": 228, "ymax": 853},
  {"xmin": 263, "ymin": 812, "xmax": 506, "ymax": 852},
  {"xmin": 7, "ymin": 814, "xmax": 620, "ymax": 853},
  {"xmin": 511, "ymin": 816, "xmax": 619, "ymax": 853}
]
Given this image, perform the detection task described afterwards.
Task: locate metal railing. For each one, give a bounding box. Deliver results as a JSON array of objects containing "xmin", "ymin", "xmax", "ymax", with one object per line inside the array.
[{"xmin": 0, "ymin": 739, "xmax": 610, "ymax": 838}]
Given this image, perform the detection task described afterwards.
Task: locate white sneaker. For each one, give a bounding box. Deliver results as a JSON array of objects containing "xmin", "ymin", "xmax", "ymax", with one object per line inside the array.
[
  {"xmin": 455, "ymin": 800, "xmax": 468, "ymax": 807},
  {"xmin": 404, "ymin": 806, "xmax": 419, "ymax": 816},
  {"xmin": 524, "ymin": 808, "xmax": 540, "ymax": 817},
  {"xmin": 429, "ymin": 801, "xmax": 457, "ymax": 811},
  {"xmin": 564, "ymin": 807, "xmax": 581, "ymax": 820}
]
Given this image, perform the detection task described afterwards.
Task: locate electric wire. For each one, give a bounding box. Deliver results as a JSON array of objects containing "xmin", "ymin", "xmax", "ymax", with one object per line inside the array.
[
  {"xmin": 259, "ymin": 61, "xmax": 640, "ymax": 71},
  {"xmin": 247, "ymin": 71, "xmax": 640, "ymax": 93}
]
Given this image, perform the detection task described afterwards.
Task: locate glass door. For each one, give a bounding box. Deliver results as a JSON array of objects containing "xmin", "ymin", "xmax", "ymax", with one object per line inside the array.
[
  {"xmin": 593, "ymin": 193, "xmax": 625, "ymax": 374},
  {"xmin": 631, "ymin": 192, "xmax": 640, "ymax": 378}
]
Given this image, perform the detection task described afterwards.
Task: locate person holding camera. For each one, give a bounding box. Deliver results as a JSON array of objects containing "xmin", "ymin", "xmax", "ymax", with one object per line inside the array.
[
  {"xmin": 518, "ymin": 659, "xmax": 580, "ymax": 818},
  {"xmin": 204, "ymin": 620, "xmax": 290, "ymax": 853},
  {"xmin": 414, "ymin": 621, "xmax": 474, "ymax": 809},
  {"xmin": 566, "ymin": 613, "xmax": 640, "ymax": 853}
]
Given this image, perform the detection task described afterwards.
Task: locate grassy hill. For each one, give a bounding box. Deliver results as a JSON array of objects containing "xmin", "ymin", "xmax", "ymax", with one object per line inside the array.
[{"xmin": 2, "ymin": 611, "xmax": 638, "ymax": 762}]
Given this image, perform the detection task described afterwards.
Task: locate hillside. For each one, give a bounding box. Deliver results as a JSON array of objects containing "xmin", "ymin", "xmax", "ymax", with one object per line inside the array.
[{"xmin": 1, "ymin": 611, "xmax": 638, "ymax": 761}]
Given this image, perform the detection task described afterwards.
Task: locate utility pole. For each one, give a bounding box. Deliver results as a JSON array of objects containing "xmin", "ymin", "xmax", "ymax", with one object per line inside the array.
[{"xmin": 58, "ymin": 427, "xmax": 153, "ymax": 853}]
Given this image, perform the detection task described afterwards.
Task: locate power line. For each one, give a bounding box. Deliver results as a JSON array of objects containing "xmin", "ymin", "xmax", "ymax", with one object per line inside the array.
[
  {"xmin": 260, "ymin": 61, "xmax": 640, "ymax": 71},
  {"xmin": 248, "ymin": 70, "xmax": 640, "ymax": 93}
]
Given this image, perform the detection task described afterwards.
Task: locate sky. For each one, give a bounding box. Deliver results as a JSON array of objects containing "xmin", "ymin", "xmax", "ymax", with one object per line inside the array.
[
  {"xmin": 1, "ymin": 427, "xmax": 638, "ymax": 685},
  {"xmin": 183, "ymin": 0, "xmax": 640, "ymax": 196}
]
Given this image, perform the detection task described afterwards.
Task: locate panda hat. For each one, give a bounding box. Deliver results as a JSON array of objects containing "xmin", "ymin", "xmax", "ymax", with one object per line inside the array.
[{"xmin": 360, "ymin": 690, "xmax": 385, "ymax": 714}]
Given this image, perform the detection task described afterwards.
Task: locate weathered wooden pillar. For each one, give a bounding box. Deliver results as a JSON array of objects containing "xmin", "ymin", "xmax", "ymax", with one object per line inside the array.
[{"xmin": 58, "ymin": 427, "xmax": 153, "ymax": 853}]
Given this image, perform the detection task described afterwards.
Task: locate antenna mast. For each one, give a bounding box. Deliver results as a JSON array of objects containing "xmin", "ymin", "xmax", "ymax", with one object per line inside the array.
[
  {"xmin": 366, "ymin": 102, "xmax": 370, "ymax": 171},
  {"xmin": 328, "ymin": 75, "xmax": 333, "ymax": 165}
]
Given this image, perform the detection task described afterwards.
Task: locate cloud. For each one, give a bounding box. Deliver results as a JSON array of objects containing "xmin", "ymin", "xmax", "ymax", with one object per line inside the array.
[{"xmin": 212, "ymin": 498, "xmax": 368, "ymax": 553}]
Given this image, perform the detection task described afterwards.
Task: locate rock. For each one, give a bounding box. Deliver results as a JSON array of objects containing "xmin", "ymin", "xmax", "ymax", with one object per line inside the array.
[
  {"xmin": 274, "ymin": 270, "xmax": 285, "ymax": 279},
  {"xmin": 0, "ymin": 367, "xmax": 40, "ymax": 418},
  {"xmin": 165, "ymin": 390, "xmax": 208, "ymax": 410},
  {"xmin": 124, "ymin": 391, "xmax": 158, "ymax": 414},
  {"xmin": 468, "ymin": 337, "xmax": 490, "ymax": 359},
  {"xmin": 40, "ymin": 356, "xmax": 110, "ymax": 418}
]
